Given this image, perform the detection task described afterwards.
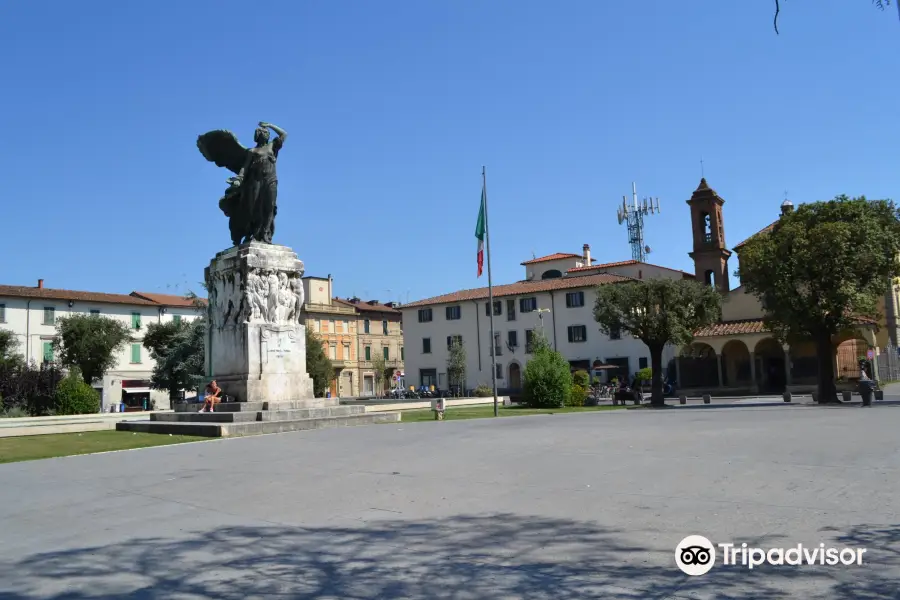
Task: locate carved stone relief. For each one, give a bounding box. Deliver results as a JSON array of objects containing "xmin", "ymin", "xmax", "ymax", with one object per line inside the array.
[{"xmin": 208, "ymin": 265, "xmax": 305, "ymax": 329}]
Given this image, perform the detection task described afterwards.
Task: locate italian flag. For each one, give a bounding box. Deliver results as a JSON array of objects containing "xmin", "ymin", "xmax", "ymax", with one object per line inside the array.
[{"xmin": 475, "ymin": 186, "xmax": 486, "ymax": 277}]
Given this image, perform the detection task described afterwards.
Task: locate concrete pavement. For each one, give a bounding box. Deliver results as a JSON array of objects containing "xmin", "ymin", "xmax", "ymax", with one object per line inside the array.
[{"xmin": 1, "ymin": 405, "xmax": 899, "ymax": 599}]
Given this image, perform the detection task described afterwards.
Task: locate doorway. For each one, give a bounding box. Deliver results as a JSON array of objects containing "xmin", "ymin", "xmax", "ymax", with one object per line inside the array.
[{"xmin": 508, "ymin": 363, "xmax": 522, "ymax": 390}]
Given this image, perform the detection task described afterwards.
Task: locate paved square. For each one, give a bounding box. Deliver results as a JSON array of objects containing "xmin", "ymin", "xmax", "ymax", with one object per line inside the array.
[{"xmin": 1, "ymin": 405, "xmax": 898, "ymax": 599}]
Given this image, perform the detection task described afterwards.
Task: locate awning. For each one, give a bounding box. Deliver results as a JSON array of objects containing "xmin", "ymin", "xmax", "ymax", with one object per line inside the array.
[
  {"xmin": 592, "ymin": 362, "xmax": 618, "ymax": 370},
  {"xmin": 122, "ymin": 387, "xmax": 152, "ymax": 394}
]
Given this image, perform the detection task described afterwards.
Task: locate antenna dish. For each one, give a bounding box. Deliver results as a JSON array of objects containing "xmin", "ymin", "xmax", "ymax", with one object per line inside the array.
[
  {"xmin": 644, "ymin": 245, "xmax": 652, "ymax": 254},
  {"xmin": 617, "ymin": 208, "xmax": 624, "ymax": 225}
]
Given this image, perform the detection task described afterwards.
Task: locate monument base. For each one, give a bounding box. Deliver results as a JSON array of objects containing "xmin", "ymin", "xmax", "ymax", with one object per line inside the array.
[{"xmin": 204, "ymin": 242, "xmax": 315, "ymax": 404}]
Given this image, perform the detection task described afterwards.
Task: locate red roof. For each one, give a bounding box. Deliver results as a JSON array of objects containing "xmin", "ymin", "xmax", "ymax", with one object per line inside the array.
[
  {"xmin": 0, "ymin": 285, "xmax": 158, "ymax": 307},
  {"xmin": 567, "ymin": 260, "xmax": 695, "ymax": 279},
  {"xmin": 130, "ymin": 291, "xmax": 207, "ymax": 307},
  {"xmin": 403, "ymin": 273, "xmax": 631, "ymax": 308},
  {"xmin": 333, "ymin": 298, "xmax": 401, "ymax": 315},
  {"xmin": 694, "ymin": 319, "xmax": 768, "ymax": 337},
  {"xmin": 734, "ymin": 221, "xmax": 778, "ymax": 250},
  {"xmin": 521, "ymin": 252, "xmax": 589, "ymax": 266}
]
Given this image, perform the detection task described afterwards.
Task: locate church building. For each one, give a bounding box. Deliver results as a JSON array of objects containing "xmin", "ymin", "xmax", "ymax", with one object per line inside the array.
[{"xmin": 676, "ymin": 179, "xmax": 882, "ymax": 396}]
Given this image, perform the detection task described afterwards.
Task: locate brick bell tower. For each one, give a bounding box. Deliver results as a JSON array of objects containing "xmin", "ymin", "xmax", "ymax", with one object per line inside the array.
[{"xmin": 686, "ymin": 178, "xmax": 731, "ymax": 294}]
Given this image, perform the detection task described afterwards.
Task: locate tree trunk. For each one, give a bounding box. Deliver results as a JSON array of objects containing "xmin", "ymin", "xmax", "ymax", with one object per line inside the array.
[
  {"xmin": 814, "ymin": 333, "xmax": 839, "ymax": 403},
  {"xmin": 649, "ymin": 344, "xmax": 665, "ymax": 406}
]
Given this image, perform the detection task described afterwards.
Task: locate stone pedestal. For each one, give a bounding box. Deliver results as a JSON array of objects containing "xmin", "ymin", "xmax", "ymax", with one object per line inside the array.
[{"xmin": 204, "ymin": 242, "xmax": 314, "ymax": 404}]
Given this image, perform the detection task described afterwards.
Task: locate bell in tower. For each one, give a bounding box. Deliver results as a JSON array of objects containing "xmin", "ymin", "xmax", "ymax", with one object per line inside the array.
[{"xmin": 686, "ymin": 178, "xmax": 732, "ymax": 294}]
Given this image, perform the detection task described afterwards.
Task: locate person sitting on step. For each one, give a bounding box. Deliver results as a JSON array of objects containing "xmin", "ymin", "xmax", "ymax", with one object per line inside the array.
[{"xmin": 199, "ymin": 380, "xmax": 222, "ymax": 413}]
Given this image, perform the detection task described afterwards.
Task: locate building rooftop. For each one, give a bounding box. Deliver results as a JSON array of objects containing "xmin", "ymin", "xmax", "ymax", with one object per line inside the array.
[
  {"xmin": 0, "ymin": 284, "xmax": 158, "ymax": 307},
  {"xmin": 520, "ymin": 252, "xmax": 594, "ymax": 266},
  {"xmin": 566, "ymin": 260, "xmax": 695, "ymax": 278},
  {"xmin": 333, "ymin": 298, "xmax": 402, "ymax": 314},
  {"xmin": 130, "ymin": 291, "xmax": 207, "ymax": 307},
  {"xmin": 733, "ymin": 220, "xmax": 777, "ymax": 251},
  {"xmin": 402, "ymin": 273, "xmax": 631, "ymax": 308}
]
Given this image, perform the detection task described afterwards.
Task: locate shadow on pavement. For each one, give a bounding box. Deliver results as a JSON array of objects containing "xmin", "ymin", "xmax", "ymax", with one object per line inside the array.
[{"xmin": 0, "ymin": 514, "xmax": 897, "ymax": 599}]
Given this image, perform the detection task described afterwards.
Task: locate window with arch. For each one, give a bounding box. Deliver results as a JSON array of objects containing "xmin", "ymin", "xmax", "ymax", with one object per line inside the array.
[
  {"xmin": 541, "ymin": 269, "xmax": 562, "ymax": 280},
  {"xmin": 700, "ymin": 212, "xmax": 712, "ymax": 243},
  {"xmin": 704, "ymin": 270, "xmax": 715, "ymax": 287}
]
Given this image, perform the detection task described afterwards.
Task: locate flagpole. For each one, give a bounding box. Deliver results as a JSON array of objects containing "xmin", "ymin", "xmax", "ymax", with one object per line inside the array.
[{"xmin": 483, "ymin": 166, "xmax": 499, "ymax": 417}]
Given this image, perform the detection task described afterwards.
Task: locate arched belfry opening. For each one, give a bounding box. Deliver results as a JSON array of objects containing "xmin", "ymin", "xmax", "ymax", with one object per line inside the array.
[{"xmin": 686, "ymin": 178, "xmax": 731, "ymax": 294}]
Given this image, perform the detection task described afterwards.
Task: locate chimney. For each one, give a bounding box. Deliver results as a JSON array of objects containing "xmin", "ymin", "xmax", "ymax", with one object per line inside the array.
[
  {"xmin": 385, "ymin": 301, "xmax": 395, "ymax": 308},
  {"xmin": 37, "ymin": 279, "xmax": 44, "ymax": 289},
  {"xmin": 367, "ymin": 300, "xmax": 378, "ymax": 305},
  {"xmin": 327, "ymin": 274, "xmax": 333, "ymax": 301},
  {"xmin": 582, "ymin": 244, "xmax": 591, "ymax": 264},
  {"xmin": 349, "ymin": 297, "xmax": 360, "ymax": 304}
]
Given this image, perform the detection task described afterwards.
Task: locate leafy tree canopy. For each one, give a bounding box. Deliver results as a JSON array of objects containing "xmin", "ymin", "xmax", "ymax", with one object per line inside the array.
[
  {"xmin": 144, "ymin": 319, "xmax": 206, "ymax": 397},
  {"xmin": 53, "ymin": 314, "xmax": 133, "ymax": 385},
  {"xmin": 306, "ymin": 328, "xmax": 334, "ymax": 397},
  {"xmin": 522, "ymin": 331, "xmax": 572, "ymax": 408},
  {"xmin": 738, "ymin": 196, "xmax": 900, "ymax": 341},
  {"xmin": 594, "ymin": 278, "xmax": 722, "ymax": 405},
  {"xmin": 0, "ymin": 329, "xmax": 24, "ymax": 369},
  {"xmin": 446, "ymin": 338, "xmax": 467, "ymax": 394}
]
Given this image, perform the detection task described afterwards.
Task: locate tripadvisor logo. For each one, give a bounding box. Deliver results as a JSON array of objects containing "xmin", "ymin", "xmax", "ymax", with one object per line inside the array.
[{"xmin": 675, "ymin": 535, "xmax": 867, "ymax": 575}]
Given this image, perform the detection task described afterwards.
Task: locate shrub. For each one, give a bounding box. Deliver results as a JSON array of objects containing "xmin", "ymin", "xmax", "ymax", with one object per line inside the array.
[
  {"xmin": 523, "ymin": 335, "xmax": 572, "ymax": 408},
  {"xmin": 636, "ymin": 367, "xmax": 652, "ymax": 384},
  {"xmin": 573, "ymin": 369, "xmax": 589, "ymax": 388},
  {"xmin": 1, "ymin": 406, "xmax": 28, "ymax": 418},
  {"xmin": 53, "ymin": 372, "xmax": 100, "ymax": 415},
  {"xmin": 474, "ymin": 384, "xmax": 493, "ymax": 397},
  {"xmin": 0, "ymin": 361, "xmax": 64, "ymax": 416},
  {"xmin": 566, "ymin": 384, "xmax": 587, "ymax": 407}
]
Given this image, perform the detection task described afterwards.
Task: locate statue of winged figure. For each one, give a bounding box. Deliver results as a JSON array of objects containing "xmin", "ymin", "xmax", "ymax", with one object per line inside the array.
[{"xmin": 197, "ymin": 122, "xmax": 288, "ymax": 246}]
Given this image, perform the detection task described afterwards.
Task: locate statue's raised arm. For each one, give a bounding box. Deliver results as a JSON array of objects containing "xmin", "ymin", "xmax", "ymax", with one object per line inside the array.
[{"xmin": 197, "ymin": 121, "xmax": 288, "ymax": 247}]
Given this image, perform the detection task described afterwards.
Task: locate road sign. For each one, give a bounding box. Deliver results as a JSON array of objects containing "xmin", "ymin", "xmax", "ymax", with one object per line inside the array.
[{"xmin": 867, "ymin": 349, "xmax": 875, "ymax": 360}]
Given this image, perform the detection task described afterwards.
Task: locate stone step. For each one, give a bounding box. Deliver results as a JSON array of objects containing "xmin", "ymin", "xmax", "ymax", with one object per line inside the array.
[
  {"xmin": 152, "ymin": 406, "xmax": 365, "ymax": 423},
  {"xmin": 117, "ymin": 411, "xmax": 399, "ymax": 438},
  {"xmin": 173, "ymin": 398, "xmax": 339, "ymax": 413}
]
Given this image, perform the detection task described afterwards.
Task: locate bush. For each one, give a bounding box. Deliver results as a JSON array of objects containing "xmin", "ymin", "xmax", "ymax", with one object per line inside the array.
[
  {"xmin": 636, "ymin": 367, "xmax": 652, "ymax": 384},
  {"xmin": 474, "ymin": 384, "xmax": 493, "ymax": 397},
  {"xmin": 53, "ymin": 372, "xmax": 100, "ymax": 415},
  {"xmin": 523, "ymin": 343, "xmax": 572, "ymax": 408},
  {"xmin": 573, "ymin": 369, "xmax": 589, "ymax": 388},
  {"xmin": 1, "ymin": 406, "xmax": 28, "ymax": 418},
  {"xmin": 0, "ymin": 361, "xmax": 64, "ymax": 416},
  {"xmin": 566, "ymin": 384, "xmax": 587, "ymax": 407}
]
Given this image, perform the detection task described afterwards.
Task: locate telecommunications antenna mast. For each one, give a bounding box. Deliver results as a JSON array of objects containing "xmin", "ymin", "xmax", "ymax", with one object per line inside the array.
[{"xmin": 615, "ymin": 182, "xmax": 661, "ymax": 262}]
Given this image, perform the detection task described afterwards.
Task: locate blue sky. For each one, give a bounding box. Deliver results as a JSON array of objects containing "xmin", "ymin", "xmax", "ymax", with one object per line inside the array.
[{"xmin": 1, "ymin": 1, "xmax": 897, "ymax": 303}]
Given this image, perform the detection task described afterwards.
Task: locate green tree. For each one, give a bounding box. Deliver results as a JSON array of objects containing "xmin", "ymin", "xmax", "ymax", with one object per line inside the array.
[
  {"xmin": 0, "ymin": 329, "xmax": 24, "ymax": 369},
  {"xmin": 53, "ymin": 314, "xmax": 133, "ymax": 385},
  {"xmin": 306, "ymin": 328, "xmax": 334, "ymax": 397},
  {"xmin": 738, "ymin": 196, "xmax": 900, "ymax": 402},
  {"xmin": 144, "ymin": 319, "xmax": 206, "ymax": 400},
  {"xmin": 594, "ymin": 279, "xmax": 722, "ymax": 406},
  {"xmin": 773, "ymin": 0, "xmax": 893, "ymax": 34},
  {"xmin": 523, "ymin": 331, "xmax": 572, "ymax": 408},
  {"xmin": 53, "ymin": 369, "xmax": 100, "ymax": 415},
  {"xmin": 372, "ymin": 352, "xmax": 388, "ymax": 397},
  {"xmin": 446, "ymin": 337, "xmax": 467, "ymax": 396}
]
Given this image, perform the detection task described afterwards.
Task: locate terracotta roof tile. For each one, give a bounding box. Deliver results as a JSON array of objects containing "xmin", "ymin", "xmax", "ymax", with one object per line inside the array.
[
  {"xmin": 130, "ymin": 291, "xmax": 207, "ymax": 307},
  {"xmin": 403, "ymin": 273, "xmax": 632, "ymax": 308},
  {"xmin": 694, "ymin": 319, "xmax": 768, "ymax": 337},
  {"xmin": 0, "ymin": 285, "xmax": 159, "ymax": 307},
  {"xmin": 333, "ymin": 298, "xmax": 401, "ymax": 314},
  {"xmin": 567, "ymin": 260, "xmax": 695, "ymax": 279},
  {"xmin": 734, "ymin": 221, "xmax": 777, "ymax": 250},
  {"xmin": 521, "ymin": 252, "xmax": 585, "ymax": 266}
]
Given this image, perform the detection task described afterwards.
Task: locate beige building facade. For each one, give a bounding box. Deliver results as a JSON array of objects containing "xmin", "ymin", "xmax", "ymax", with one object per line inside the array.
[{"xmin": 300, "ymin": 275, "xmax": 404, "ymax": 398}]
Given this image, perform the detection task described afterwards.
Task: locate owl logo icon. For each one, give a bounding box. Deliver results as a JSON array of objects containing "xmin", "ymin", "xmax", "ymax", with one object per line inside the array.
[{"xmin": 675, "ymin": 535, "xmax": 716, "ymax": 576}]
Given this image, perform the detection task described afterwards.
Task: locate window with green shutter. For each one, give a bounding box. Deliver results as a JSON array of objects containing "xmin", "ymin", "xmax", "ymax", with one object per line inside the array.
[
  {"xmin": 131, "ymin": 312, "xmax": 141, "ymax": 330},
  {"xmin": 173, "ymin": 315, "xmax": 182, "ymax": 324},
  {"xmin": 131, "ymin": 343, "xmax": 141, "ymax": 363},
  {"xmin": 364, "ymin": 319, "xmax": 370, "ymax": 334},
  {"xmin": 42, "ymin": 342, "xmax": 53, "ymax": 363},
  {"xmin": 383, "ymin": 346, "xmax": 389, "ymax": 360},
  {"xmin": 365, "ymin": 346, "xmax": 371, "ymax": 361}
]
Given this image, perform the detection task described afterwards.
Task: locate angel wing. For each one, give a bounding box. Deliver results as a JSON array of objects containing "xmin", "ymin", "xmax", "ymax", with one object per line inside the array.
[{"xmin": 197, "ymin": 130, "xmax": 249, "ymax": 175}]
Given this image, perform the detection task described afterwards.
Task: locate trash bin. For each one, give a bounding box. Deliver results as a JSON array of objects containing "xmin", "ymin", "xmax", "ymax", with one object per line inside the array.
[{"xmin": 859, "ymin": 379, "xmax": 876, "ymax": 407}]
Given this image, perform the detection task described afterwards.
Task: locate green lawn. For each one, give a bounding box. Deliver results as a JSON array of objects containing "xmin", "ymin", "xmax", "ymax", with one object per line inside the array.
[
  {"xmin": 398, "ymin": 404, "xmax": 627, "ymax": 422},
  {"xmin": 0, "ymin": 431, "xmax": 207, "ymax": 464}
]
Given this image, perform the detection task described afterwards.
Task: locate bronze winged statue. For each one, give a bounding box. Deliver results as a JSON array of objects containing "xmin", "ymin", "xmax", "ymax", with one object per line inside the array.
[{"xmin": 197, "ymin": 122, "xmax": 288, "ymax": 246}]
